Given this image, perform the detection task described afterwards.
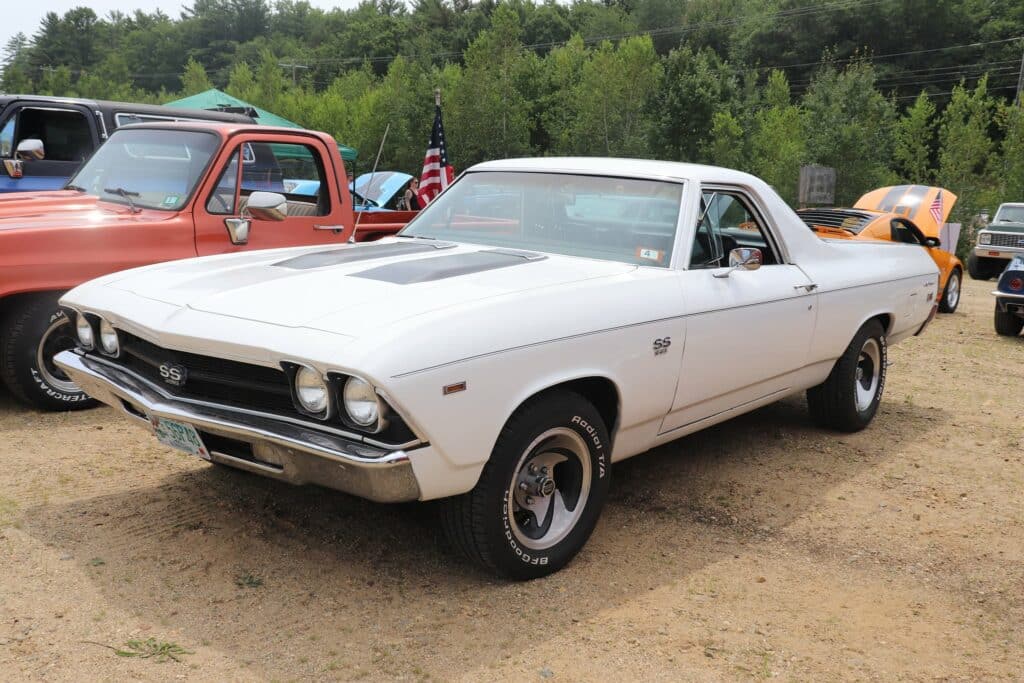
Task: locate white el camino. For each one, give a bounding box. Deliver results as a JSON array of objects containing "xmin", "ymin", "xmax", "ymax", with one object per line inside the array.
[{"xmin": 56, "ymin": 158, "xmax": 940, "ymax": 579}]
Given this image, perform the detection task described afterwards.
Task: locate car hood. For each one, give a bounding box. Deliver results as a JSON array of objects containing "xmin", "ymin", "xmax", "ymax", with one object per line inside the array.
[
  {"xmin": 0, "ymin": 190, "xmax": 154, "ymax": 231},
  {"xmin": 854, "ymin": 185, "xmax": 957, "ymax": 237},
  {"xmin": 986, "ymin": 221, "xmax": 1024, "ymax": 234},
  {"xmin": 350, "ymin": 172, "xmax": 413, "ymax": 207},
  {"xmin": 104, "ymin": 239, "xmax": 636, "ymax": 337}
]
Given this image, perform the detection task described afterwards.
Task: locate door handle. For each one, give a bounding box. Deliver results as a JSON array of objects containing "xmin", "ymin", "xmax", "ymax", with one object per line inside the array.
[
  {"xmin": 794, "ymin": 283, "xmax": 818, "ymax": 292},
  {"xmin": 314, "ymin": 224, "xmax": 346, "ymax": 232}
]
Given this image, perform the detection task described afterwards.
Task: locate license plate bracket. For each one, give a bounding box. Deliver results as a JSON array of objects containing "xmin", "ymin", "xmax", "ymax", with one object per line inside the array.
[{"xmin": 152, "ymin": 417, "xmax": 210, "ymax": 461}]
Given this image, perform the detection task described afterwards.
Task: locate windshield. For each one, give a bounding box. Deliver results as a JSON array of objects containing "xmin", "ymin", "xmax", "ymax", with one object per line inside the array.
[
  {"xmin": 400, "ymin": 171, "xmax": 683, "ymax": 267},
  {"xmin": 994, "ymin": 205, "xmax": 1024, "ymax": 224},
  {"xmin": 67, "ymin": 129, "xmax": 219, "ymax": 211}
]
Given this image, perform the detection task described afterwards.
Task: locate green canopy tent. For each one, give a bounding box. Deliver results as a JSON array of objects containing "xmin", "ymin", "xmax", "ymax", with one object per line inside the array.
[{"xmin": 165, "ymin": 89, "xmax": 358, "ymax": 166}]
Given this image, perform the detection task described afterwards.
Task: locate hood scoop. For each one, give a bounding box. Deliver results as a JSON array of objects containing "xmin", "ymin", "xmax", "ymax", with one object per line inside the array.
[
  {"xmin": 274, "ymin": 240, "xmax": 455, "ymax": 270},
  {"xmin": 352, "ymin": 250, "xmax": 546, "ymax": 284}
]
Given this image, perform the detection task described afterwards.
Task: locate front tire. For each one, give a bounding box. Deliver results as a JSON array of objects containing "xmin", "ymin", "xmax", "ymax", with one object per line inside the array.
[
  {"xmin": 0, "ymin": 294, "xmax": 97, "ymax": 411},
  {"xmin": 994, "ymin": 303, "xmax": 1024, "ymax": 337},
  {"xmin": 440, "ymin": 391, "xmax": 611, "ymax": 580},
  {"xmin": 938, "ymin": 268, "xmax": 961, "ymax": 313},
  {"xmin": 967, "ymin": 254, "xmax": 1003, "ymax": 280},
  {"xmin": 807, "ymin": 320, "xmax": 887, "ymax": 432}
]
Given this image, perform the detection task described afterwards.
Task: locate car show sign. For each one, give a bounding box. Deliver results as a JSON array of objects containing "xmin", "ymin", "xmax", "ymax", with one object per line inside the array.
[{"xmin": 799, "ymin": 165, "xmax": 836, "ymax": 205}]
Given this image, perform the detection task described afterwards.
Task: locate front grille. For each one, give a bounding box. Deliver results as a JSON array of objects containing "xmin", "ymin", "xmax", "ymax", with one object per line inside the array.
[
  {"xmin": 987, "ymin": 232, "xmax": 1024, "ymax": 248},
  {"xmin": 112, "ymin": 332, "xmax": 295, "ymax": 416}
]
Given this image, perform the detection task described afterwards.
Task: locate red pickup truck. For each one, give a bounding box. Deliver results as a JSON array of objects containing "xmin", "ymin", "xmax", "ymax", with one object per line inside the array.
[{"xmin": 0, "ymin": 121, "xmax": 413, "ymax": 410}]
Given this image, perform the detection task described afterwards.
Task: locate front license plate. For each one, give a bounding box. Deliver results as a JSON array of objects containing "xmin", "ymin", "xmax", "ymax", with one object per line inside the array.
[{"xmin": 153, "ymin": 417, "xmax": 210, "ymax": 461}]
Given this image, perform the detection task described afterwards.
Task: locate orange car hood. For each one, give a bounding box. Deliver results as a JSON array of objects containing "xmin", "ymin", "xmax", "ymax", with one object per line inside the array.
[
  {"xmin": 0, "ymin": 190, "xmax": 147, "ymax": 233},
  {"xmin": 854, "ymin": 185, "xmax": 957, "ymax": 237}
]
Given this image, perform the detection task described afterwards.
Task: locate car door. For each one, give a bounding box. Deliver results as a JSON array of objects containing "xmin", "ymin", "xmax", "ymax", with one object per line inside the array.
[
  {"xmin": 0, "ymin": 104, "xmax": 97, "ymax": 192},
  {"xmin": 194, "ymin": 134, "xmax": 350, "ymax": 255},
  {"xmin": 660, "ymin": 186, "xmax": 818, "ymax": 434}
]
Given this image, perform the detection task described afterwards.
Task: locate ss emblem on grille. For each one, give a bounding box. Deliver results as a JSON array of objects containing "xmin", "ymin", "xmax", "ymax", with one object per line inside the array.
[{"xmin": 158, "ymin": 362, "xmax": 187, "ymax": 387}]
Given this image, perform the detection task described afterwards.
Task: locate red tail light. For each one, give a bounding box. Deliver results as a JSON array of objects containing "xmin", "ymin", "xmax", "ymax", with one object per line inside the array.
[{"xmin": 1010, "ymin": 277, "xmax": 1024, "ymax": 291}]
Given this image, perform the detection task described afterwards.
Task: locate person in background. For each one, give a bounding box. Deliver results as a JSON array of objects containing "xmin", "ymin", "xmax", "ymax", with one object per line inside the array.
[{"xmin": 402, "ymin": 177, "xmax": 421, "ymax": 211}]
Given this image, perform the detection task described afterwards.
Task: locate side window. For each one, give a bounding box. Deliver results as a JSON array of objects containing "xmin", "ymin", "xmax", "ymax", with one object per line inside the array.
[
  {"xmin": 890, "ymin": 219, "xmax": 922, "ymax": 244},
  {"xmin": 243, "ymin": 142, "xmax": 329, "ymax": 216},
  {"xmin": 206, "ymin": 149, "xmax": 240, "ymax": 215},
  {"xmin": 0, "ymin": 118, "xmax": 13, "ymax": 157},
  {"xmin": 691, "ymin": 190, "xmax": 780, "ymax": 268},
  {"xmin": 16, "ymin": 108, "xmax": 92, "ymax": 162}
]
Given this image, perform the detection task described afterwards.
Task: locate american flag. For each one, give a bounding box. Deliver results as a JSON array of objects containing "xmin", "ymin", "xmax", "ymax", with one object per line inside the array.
[
  {"xmin": 929, "ymin": 190, "xmax": 944, "ymax": 224},
  {"xmin": 416, "ymin": 101, "xmax": 454, "ymax": 206}
]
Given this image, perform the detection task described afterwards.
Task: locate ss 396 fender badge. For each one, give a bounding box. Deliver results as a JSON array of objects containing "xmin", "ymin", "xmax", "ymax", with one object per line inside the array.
[{"xmin": 653, "ymin": 337, "xmax": 671, "ymax": 356}]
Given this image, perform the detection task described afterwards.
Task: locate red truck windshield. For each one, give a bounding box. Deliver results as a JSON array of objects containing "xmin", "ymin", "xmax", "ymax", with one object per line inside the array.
[{"xmin": 67, "ymin": 129, "xmax": 220, "ymax": 211}]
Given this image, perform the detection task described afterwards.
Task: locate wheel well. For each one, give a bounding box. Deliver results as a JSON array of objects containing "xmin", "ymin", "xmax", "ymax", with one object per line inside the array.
[
  {"xmin": 0, "ymin": 292, "xmax": 67, "ymax": 337},
  {"xmin": 870, "ymin": 313, "xmax": 893, "ymax": 336},
  {"xmin": 525, "ymin": 376, "xmax": 620, "ymax": 435}
]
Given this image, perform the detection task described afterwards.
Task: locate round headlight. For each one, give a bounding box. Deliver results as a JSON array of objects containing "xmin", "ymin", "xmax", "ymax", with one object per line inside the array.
[
  {"xmin": 294, "ymin": 366, "xmax": 329, "ymax": 415},
  {"xmin": 75, "ymin": 314, "xmax": 94, "ymax": 349},
  {"xmin": 99, "ymin": 318, "xmax": 119, "ymax": 355},
  {"xmin": 979, "ymin": 233, "xmax": 992, "ymax": 245},
  {"xmin": 343, "ymin": 376, "xmax": 381, "ymax": 428}
]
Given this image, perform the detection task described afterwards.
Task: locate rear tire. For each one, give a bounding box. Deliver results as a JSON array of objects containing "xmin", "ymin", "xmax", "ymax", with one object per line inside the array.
[
  {"xmin": 938, "ymin": 268, "xmax": 961, "ymax": 313},
  {"xmin": 807, "ymin": 320, "xmax": 887, "ymax": 432},
  {"xmin": 0, "ymin": 294, "xmax": 97, "ymax": 411},
  {"xmin": 439, "ymin": 391, "xmax": 611, "ymax": 580},
  {"xmin": 967, "ymin": 254, "xmax": 1003, "ymax": 280},
  {"xmin": 994, "ymin": 303, "xmax": 1024, "ymax": 337}
]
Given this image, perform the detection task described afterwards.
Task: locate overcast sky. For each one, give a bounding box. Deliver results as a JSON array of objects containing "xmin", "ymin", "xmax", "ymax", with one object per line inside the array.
[{"xmin": 5, "ymin": 1, "xmax": 361, "ymax": 51}]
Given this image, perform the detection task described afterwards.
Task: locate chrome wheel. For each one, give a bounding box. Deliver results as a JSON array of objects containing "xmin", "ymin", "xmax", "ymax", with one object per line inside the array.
[
  {"xmin": 854, "ymin": 337, "xmax": 881, "ymax": 412},
  {"xmin": 945, "ymin": 272, "xmax": 960, "ymax": 309},
  {"xmin": 35, "ymin": 315, "xmax": 80, "ymax": 394},
  {"xmin": 507, "ymin": 427, "xmax": 592, "ymax": 551}
]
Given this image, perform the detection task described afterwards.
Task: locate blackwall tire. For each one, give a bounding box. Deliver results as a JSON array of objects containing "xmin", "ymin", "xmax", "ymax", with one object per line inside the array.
[
  {"xmin": 439, "ymin": 391, "xmax": 611, "ymax": 580},
  {"xmin": 938, "ymin": 269, "xmax": 961, "ymax": 313},
  {"xmin": 806, "ymin": 320, "xmax": 887, "ymax": 432},
  {"xmin": 0, "ymin": 294, "xmax": 98, "ymax": 411},
  {"xmin": 994, "ymin": 303, "xmax": 1024, "ymax": 337}
]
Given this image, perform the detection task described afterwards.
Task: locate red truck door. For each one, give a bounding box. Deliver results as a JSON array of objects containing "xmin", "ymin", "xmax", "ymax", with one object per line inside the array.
[{"xmin": 193, "ymin": 132, "xmax": 351, "ymax": 255}]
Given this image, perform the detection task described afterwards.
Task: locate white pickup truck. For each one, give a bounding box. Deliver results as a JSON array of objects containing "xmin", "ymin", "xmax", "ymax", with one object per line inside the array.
[
  {"xmin": 55, "ymin": 158, "xmax": 939, "ymax": 579},
  {"xmin": 969, "ymin": 202, "xmax": 1024, "ymax": 279}
]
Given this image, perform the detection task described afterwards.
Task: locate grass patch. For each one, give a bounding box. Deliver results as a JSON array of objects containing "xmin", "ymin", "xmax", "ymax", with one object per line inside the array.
[
  {"xmin": 235, "ymin": 571, "xmax": 263, "ymax": 589},
  {"xmin": 0, "ymin": 495, "xmax": 19, "ymax": 527},
  {"xmin": 115, "ymin": 638, "xmax": 193, "ymax": 663}
]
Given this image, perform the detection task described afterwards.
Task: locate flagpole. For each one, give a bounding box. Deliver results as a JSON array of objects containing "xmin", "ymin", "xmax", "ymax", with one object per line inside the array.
[
  {"xmin": 435, "ymin": 88, "xmax": 441, "ymax": 107},
  {"xmin": 351, "ymin": 122, "xmax": 390, "ymax": 243}
]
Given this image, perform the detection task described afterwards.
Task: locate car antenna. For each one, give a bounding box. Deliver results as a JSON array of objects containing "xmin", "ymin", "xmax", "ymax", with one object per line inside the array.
[{"xmin": 350, "ymin": 122, "xmax": 390, "ymax": 244}]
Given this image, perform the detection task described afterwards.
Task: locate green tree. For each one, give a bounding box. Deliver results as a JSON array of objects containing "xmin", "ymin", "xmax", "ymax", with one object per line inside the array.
[
  {"xmin": 801, "ymin": 62, "xmax": 898, "ymax": 204},
  {"xmin": 181, "ymin": 57, "xmax": 213, "ymax": 95},
  {"xmin": 892, "ymin": 92, "xmax": 936, "ymax": 184},
  {"xmin": 936, "ymin": 77, "xmax": 997, "ymax": 258},
  {"xmin": 702, "ymin": 110, "xmax": 747, "ymax": 170},
  {"xmin": 997, "ymin": 103, "xmax": 1024, "ymax": 204},
  {"xmin": 750, "ymin": 70, "xmax": 807, "ymax": 205}
]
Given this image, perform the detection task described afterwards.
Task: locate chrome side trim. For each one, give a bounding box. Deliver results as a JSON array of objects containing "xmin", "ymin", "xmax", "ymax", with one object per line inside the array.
[{"xmin": 993, "ymin": 290, "xmax": 1024, "ymax": 300}]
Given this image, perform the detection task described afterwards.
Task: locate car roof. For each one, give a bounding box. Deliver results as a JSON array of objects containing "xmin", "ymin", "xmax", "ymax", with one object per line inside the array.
[
  {"xmin": 0, "ymin": 95, "xmax": 251, "ymax": 123},
  {"xmin": 114, "ymin": 121, "xmax": 327, "ymax": 138},
  {"xmin": 468, "ymin": 157, "xmax": 766, "ymax": 185}
]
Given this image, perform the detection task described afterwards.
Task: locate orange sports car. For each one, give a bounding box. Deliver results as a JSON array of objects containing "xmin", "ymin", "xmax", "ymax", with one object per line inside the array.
[{"xmin": 797, "ymin": 186, "xmax": 963, "ymax": 313}]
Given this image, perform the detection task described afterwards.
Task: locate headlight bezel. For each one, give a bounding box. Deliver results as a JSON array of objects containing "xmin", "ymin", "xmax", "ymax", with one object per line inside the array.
[
  {"xmin": 282, "ymin": 362, "xmax": 332, "ymax": 420},
  {"xmin": 340, "ymin": 375, "xmax": 385, "ymax": 431},
  {"xmin": 98, "ymin": 317, "xmax": 120, "ymax": 357},
  {"xmin": 75, "ymin": 312, "xmax": 96, "ymax": 350},
  {"xmin": 979, "ymin": 232, "xmax": 992, "ymax": 245}
]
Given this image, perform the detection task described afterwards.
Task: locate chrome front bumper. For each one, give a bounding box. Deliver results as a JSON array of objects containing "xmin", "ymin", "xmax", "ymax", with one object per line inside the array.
[
  {"xmin": 974, "ymin": 245, "xmax": 1024, "ymax": 259},
  {"xmin": 54, "ymin": 350, "xmax": 421, "ymax": 502}
]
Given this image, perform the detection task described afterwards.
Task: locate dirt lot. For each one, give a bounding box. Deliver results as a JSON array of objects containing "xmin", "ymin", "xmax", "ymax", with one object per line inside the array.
[{"xmin": 1, "ymin": 276, "xmax": 1022, "ymax": 682}]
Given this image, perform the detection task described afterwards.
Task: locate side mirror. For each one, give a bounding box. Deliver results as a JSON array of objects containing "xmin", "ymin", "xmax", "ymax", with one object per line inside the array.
[
  {"xmin": 713, "ymin": 247, "xmax": 762, "ymax": 278},
  {"xmin": 923, "ymin": 236, "xmax": 940, "ymax": 248},
  {"xmin": 16, "ymin": 139, "xmax": 45, "ymax": 161},
  {"xmin": 244, "ymin": 191, "xmax": 288, "ymax": 221}
]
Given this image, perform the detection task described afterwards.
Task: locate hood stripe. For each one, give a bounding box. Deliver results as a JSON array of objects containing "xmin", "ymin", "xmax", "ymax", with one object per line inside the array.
[
  {"xmin": 352, "ymin": 250, "xmax": 545, "ymax": 284},
  {"xmin": 274, "ymin": 240, "xmax": 455, "ymax": 270}
]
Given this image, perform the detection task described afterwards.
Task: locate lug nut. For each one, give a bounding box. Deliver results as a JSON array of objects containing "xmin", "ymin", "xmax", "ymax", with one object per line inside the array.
[
  {"xmin": 519, "ymin": 482, "xmax": 528, "ymax": 492},
  {"xmin": 525, "ymin": 496, "xmax": 534, "ymax": 505}
]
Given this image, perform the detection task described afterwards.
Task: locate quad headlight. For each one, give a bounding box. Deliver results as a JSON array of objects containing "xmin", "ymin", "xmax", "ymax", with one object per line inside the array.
[
  {"xmin": 979, "ymin": 233, "xmax": 992, "ymax": 245},
  {"xmin": 98, "ymin": 318, "xmax": 120, "ymax": 356},
  {"xmin": 75, "ymin": 313, "xmax": 94, "ymax": 349},
  {"xmin": 294, "ymin": 366, "xmax": 330, "ymax": 415},
  {"xmin": 342, "ymin": 376, "xmax": 382, "ymax": 428}
]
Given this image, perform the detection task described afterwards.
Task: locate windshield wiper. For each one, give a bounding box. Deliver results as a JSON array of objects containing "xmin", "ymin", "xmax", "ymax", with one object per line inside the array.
[
  {"xmin": 396, "ymin": 234, "xmax": 435, "ymax": 240},
  {"xmin": 65, "ymin": 184, "xmax": 87, "ymax": 192},
  {"xmin": 103, "ymin": 187, "xmax": 141, "ymax": 214}
]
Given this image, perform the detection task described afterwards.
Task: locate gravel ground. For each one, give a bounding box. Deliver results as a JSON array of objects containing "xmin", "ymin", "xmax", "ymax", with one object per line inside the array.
[{"xmin": 1, "ymin": 276, "xmax": 1022, "ymax": 682}]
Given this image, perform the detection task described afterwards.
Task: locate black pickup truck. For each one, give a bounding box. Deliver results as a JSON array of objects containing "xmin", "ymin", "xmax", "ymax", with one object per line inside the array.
[{"xmin": 0, "ymin": 95, "xmax": 252, "ymax": 194}]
